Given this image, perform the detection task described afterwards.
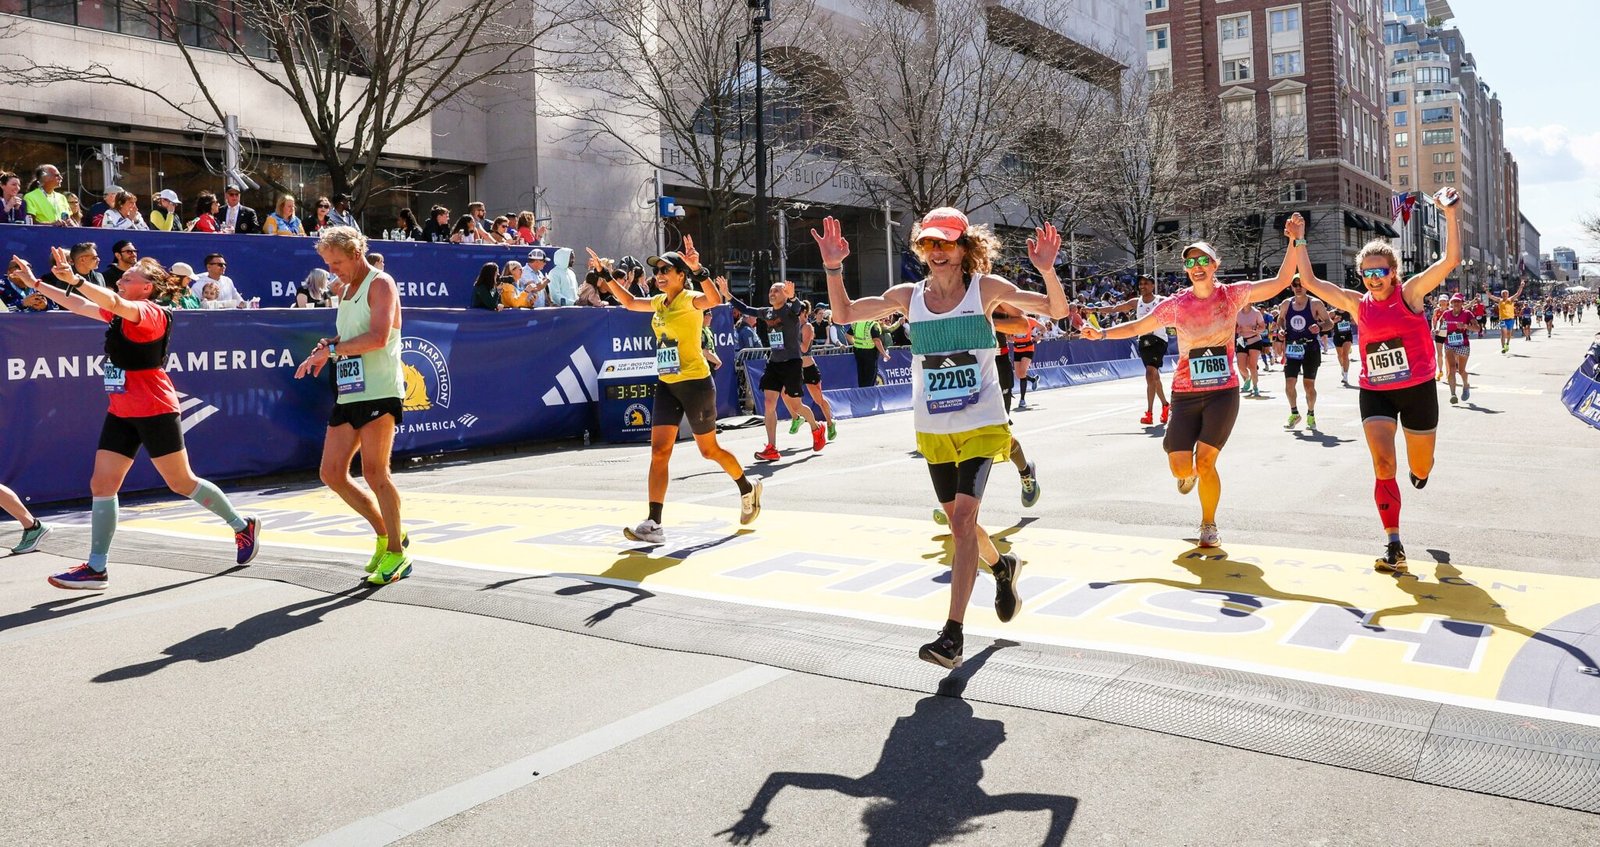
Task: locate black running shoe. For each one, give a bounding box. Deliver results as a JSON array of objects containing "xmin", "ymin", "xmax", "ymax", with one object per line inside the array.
[
  {"xmin": 1409, "ymin": 472, "xmax": 1428, "ymax": 490},
  {"xmin": 918, "ymin": 632, "xmax": 963, "ymax": 669},
  {"xmin": 991, "ymin": 553, "xmax": 1023, "ymax": 623},
  {"xmin": 1375, "ymin": 541, "xmax": 1408, "ymax": 574}
]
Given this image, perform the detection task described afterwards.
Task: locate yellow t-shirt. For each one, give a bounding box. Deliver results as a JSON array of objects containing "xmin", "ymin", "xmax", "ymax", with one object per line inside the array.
[
  {"xmin": 1497, "ymin": 300, "xmax": 1516, "ymax": 320},
  {"xmin": 652, "ymin": 292, "xmax": 711, "ymax": 383}
]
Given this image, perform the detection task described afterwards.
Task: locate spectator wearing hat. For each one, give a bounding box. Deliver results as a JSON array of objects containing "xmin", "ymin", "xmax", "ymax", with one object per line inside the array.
[
  {"xmin": 150, "ymin": 189, "xmax": 183, "ymax": 231},
  {"xmin": 100, "ymin": 191, "xmax": 149, "ymax": 230},
  {"xmin": 103, "ymin": 239, "xmax": 140, "ymax": 286},
  {"xmin": 87, "ymin": 185, "xmax": 122, "ymax": 228},
  {"xmin": 219, "ymin": 184, "xmax": 259, "ymax": 234},
  {"xmin": 23, "ymin": 164, "xmax": 72, "ymax": 226},
  {"xmin": 159, "ymin": 261, "xmax": 203, "ymax": 308}
]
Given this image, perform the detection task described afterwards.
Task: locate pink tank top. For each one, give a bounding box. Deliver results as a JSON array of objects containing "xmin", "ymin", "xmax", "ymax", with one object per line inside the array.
[
  {"xmin": 1438, "ymin": 310, "xmax": 1473, "ymax": 351},
  {"xmin": 1356, "ymin": 291, "xmax": 1436, "ymax": 391}
]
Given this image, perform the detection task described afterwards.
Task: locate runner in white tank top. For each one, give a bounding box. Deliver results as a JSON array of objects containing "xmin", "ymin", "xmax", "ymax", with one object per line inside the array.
[
  {"xmin": 1086, "ymin": 275, "xmax": 1170, "ymax": 425},
  {"xmin": 814, "ymin": 208, "xmax": 1071, "ymax": 670}
]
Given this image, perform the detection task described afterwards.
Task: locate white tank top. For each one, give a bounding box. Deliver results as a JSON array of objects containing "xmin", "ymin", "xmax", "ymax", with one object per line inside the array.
[
  {"xmin": 1135, "ymin": 295, "xmax": 1165, "ymax": 341},
  {"xmin": 909, "ymin": 274, "xmax": 1006, "ymax": 435}
]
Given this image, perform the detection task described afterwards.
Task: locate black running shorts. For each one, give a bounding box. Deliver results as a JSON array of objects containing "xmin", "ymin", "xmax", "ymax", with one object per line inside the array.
[
  {"xmin": 1163, "ymin": 389, "xmax": 1241, "ymax": 454},
  {"xmin": 1282, "ymin": 343, "xmax": 1322, "ymax": 380},
  {"xmin": 98, "ymin": 412, "xmax": 184, "ymax": 459},
  {"xmin": 802, "ymin": 363, "xmax": 822, "ymax": 386},
  {"xmin": 653, "ymin": 376, "xmax": 718, "ymax": 435},
  {"xmin": 329, "ymin": 397, "xmax": 404, "ymax": 430},
  {"xmin": 927, "ymin": 457, "xmax": 994, "ymax": 504},
  {"xmin": 1359, "ymin": 380, "xmax": 1439, "ymax": 433},
  {"xmin": 1136, "ymin": 335, "xmax": 1167, "ymax": 369},
  {"xmin": 759, "ymin": 358, "xmax": 805, "ymax": 398}
]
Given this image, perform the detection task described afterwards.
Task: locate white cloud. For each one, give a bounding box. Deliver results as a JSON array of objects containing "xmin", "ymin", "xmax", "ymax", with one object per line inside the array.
[{"xmin": 1506, "ymin": 125, "xmax": 1600, "ymax": 186}]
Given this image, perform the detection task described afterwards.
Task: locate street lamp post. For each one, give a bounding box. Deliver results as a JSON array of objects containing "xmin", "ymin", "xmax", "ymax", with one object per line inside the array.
[{"xmin": 748, "ymin": 0, "xmax": 772, "ymax": 293}]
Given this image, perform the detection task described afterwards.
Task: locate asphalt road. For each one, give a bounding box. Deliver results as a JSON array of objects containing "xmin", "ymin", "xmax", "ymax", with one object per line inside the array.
[{"xmin": 3, "ymin": 321, "xmax": 1597, "ymax": 846}]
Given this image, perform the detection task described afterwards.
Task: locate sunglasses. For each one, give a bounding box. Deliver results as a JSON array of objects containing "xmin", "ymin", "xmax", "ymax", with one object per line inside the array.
[
  {"xmin": 1183, "ymin": 256, "xmax": 1213, "ymax": 268},
  {"xmin": 119, "ymin": 249, "xmax": 137, "ymax": 256},
  {"xmin": 1361, "ymin": 268, "xmax": 1392, "ymax": 279},
  {"xmin": 917, "ymin": 238, "xmax": 959, "ymax": 250},
  {"xmin": 208, "ymin": 261, "xmax": 226, "ymax": 267}
]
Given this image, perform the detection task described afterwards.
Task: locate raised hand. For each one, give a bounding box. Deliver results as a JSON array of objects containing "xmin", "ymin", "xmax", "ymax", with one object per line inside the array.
[
  {"xmin": 1284, "ymin": 212, "xmax": 1305, "ymax": 241},
  {"xmin": 9, "ymin": 255, "xmax": 39, "ymax": 289},
  {"xmin": 1435, "ymin": 187, "xmax": 1460, "ymax": 217},
  {"xmin": 681, "ymin": 235, "xmax": 701, "ymax": 272},
  {"xmin": 810, "ymin": 216, "xmax": 850, "ymax": 267},
  {"xmin": 1026, "ymin": 223, "xmax": 1061, "ymax": 273},
  {"xmin": 714, "ymin": 275, "xmax": 729, "ymax": 294},
  {"xmin": 585, "ymin": 246, "xmax": 602, "ymax": 270}
]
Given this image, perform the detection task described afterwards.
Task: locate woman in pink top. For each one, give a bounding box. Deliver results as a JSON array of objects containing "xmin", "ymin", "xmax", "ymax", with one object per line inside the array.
[
  {"xmin": 1294, "ymin": 187, "xmax": 1461, "ymax": 574},
  {"xmin": 1083, "ymin": 214, "xmax": 1302, "ymax": 548},
  {"xmin": 1434, "ymin": 293, "xmax": 1479, "ymax": 406}
]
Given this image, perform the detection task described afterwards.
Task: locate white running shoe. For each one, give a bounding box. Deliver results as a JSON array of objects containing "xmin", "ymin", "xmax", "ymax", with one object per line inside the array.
[
  {"xmin": 739, "ymin": 481, "xmax": 763, "ymax": 526},
  {"xmin": 1198, "ymin": 523, "xmax": 1220, "ymax": 548},
  {"xmin": 624, "ymin": 520, "xmax": 666, "ymax": 544},
  {"xmin": 1177, "ymin": 475, "xmax": 1197, "ymax": 495}
]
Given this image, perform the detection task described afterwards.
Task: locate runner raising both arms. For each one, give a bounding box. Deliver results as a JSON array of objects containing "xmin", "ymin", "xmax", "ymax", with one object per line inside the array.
[
  {"xmin": 815, "ymin": 209, "xmax": 1069, "ymax": 669},
  {"xmin": 1292, "ymin": 187, "xmax": 1462, "ymax": 574},
  {"xmin": 600, "ymin": 238, "xmax": 761, "ymax": 546},
  {"xmin": 1081, "ymin": 216, "xmax": 1302, "ymax": 548},
  {"xmin": 1486, "ymin": 280, "xmax": 1526, "ymax": 354},
  {"xmin": 10, "ymin": 250, "xmax": 259, "ymax": 590},
  {"xmin": 294, "ymin": 226, "xmax": 410, "ymax": 585}
]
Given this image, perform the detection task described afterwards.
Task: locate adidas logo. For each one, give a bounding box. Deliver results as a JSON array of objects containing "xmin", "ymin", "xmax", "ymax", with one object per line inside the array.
[
  {"xmin": 541, "ymin": 348, "xmax": 599, "ymax": 406},
  {"xmin": 175, "ymin": 391, "xmax": 221, "ymax": 434}
]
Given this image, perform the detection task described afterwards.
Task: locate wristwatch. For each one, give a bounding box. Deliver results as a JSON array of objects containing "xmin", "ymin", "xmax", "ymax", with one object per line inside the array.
[
  {"xmin": 327, "ymin": 342, "xmax": 339, "ymax": 360},
  {"xmin": 1292, "ymin": 238, "xmax": 1307, "ymax": 246}
]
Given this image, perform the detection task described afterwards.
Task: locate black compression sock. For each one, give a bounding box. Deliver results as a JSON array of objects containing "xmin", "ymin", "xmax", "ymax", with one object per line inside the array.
[
  {"xmin": 648, "ymin": 501, "xmax": 663, "ymax": 523},
  {"xmin": 734, "ymin": 475, "xmax": 753, "ymax": 496},
  {"xmin": 942, "ymin": 618, "xmax": 964, "ymax": 645}
]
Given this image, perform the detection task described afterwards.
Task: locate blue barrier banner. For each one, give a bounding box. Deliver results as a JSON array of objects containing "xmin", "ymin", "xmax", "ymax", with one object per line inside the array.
[
  {"xmin": 0, "ymin": 226, "xmax": 545, "ymax": 309},
  {"xmin": 0, "ymin": 304, "xmax": 741, "ymax": 504},
  {"xmin": 1561, "ymin": 342, "xmax": 1600, "ymax": 431}
]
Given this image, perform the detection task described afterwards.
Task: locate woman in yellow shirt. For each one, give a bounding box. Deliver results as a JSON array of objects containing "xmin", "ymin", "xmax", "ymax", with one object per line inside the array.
[{"xmin": 600, "ymin": 237, "xmax": 759, "ymax": 545}]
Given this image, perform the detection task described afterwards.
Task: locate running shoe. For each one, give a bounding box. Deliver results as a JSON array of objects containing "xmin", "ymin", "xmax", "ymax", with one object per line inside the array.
[
  {"xmin": 1020, "ymin": 463, "xmax": 1040, "ymax": 508},
  {"xmin": 1241, "ymin": 379, "xmax": 1252, "ymax": 394},
  {"xmin": 624, "ymin": 520, "xmax": 666, "ymax": 544},
  {"xmin": 932, "ymin": 508, "xmax": 949, "ymax": 526},
  {"xmin": 49, "ymin": 564, "xmax": 107, "ymax": 591},
  {"xmin": 1341, "ymin": 372, "xmax": 1349, "ymax": 386},
  {"xmin": 755, "ymin": 444, "xmax": 781, "ymax": 462},
  {"xmin": 1251, "ymin": 388, "xmax": 1261, "ymax": 398},
  {"xmin": 1305, "ymin": 412, "xmax": 1317, "ymax": 430},
  {"xmin": 811, "ymin": 425, "xmax": 826, "ymax": 453},
  {"xmin": 367, "ymin": 550, "xmax": 413, "ymax": 585},
  {"xmin": 918, "ymin": 630, "xmax": 963, "ymax": 669},
  {"xmin": 1286, "ymin": 412, "xmax": 1302, "ymax": 429},
  {"xmin": 788, "ymin": 418, "xmax": 801, "ymax": 436},
  {"xmin": 1449, "ymin": 394, "xmax": 1458, "ymax": 405},
  {"xmin": 364, "ymin": 533, "xmax": 411, "ymax": 574},
  {"xmin": 1160, "ymin": 403, "xmax": 1170, "ymax": 424},
  {"xmin": 234, "ymin": 516, "xmax": 261, "ymax": 565},
  {"xmin": 1139, "ymin": 410, "xmax": 1154, "ymax": 425},
  {"xmin": 739, "ymin": 481, "xmax": 763, "ymax": 526},
  {"xmin": 826, "ymin": 421, "xmax": 837, "ymax": 441},
  {"xmin": 991, "ymin": 553, "xmax": 1023, "ymax": 623},
  {"xmin": 1409, "ymin": 472, "xmax": 1428, "ymax": 490},
  {"xmin": 1015, "ymin": 401, "xmax": 1029, "ymax": 411},
  {"xmin": 1461, "ymin": 386, "xmax": 1470, "ymax": 402},
  {"xmin": 1198, "ymin": 523, "xmax": 1221, "ymax": 548},
  {"xmin": 10, "ymin": 521, "xmax": 50, "ymax": 554},
  {"xmin": 1176, "ymin": 475, "xmax": 1197, "ymax": 495},
  {"xmin": 1375, "ymin": 541, "xmax": 1408, "ymax": 574}
]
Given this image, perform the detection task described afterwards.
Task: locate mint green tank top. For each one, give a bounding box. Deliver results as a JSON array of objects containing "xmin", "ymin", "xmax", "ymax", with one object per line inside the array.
[{"xmin": 333, "ymin": 268, "xmax": 404, "ymax": 403}]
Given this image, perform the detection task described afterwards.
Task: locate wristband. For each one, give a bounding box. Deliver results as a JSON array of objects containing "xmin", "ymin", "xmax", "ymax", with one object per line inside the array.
[
  {"xmin": 823, "ymin": 265, "xmax": 843, "ymax": 273},
  {"xmin": 1292, "ymin": 239, "xmax": 1306, "ymax": 246}
]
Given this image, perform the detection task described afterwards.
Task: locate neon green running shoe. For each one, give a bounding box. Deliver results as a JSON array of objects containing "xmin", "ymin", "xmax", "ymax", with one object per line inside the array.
[
  {"xmin": 368, "ymin": 550, "xmax": 413, "ymax": 585},
  {"xmin": 788, "ymin": 418, "xmax": 802, "ymax": 435},
  {"xmin": 826, "ymin": 421, "xmax": 837, "ymax": 441},
  {"xmin": 365, "ymin": 533, "xmax": 410, "ymax": 573},
  {"xmin": 933, "ymin": 508, "xmax": 949, "ymax": 526}
]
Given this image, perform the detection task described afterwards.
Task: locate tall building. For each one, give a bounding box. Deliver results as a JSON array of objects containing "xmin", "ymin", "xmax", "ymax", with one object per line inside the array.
[
  {"xmin": 1553, "ymin": 247, "xmax": 1579, "ymax": 278},
  {"xmin": 1144, "ymin": 0, "xmax": 1397, "ymax": 285},
  {"xmin": 1382, "ymin": 0, "xmax": 1518, "ymax": 292},
  {"xmin": 1518, "ymin": 213, "xmax": 1540, "ymax": 283}
]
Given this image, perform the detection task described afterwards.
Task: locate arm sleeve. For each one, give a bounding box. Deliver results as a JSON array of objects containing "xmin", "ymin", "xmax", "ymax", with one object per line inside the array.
[{"xmin": 727, "ymin": 295, "xmax": 770, "ymax": 320}]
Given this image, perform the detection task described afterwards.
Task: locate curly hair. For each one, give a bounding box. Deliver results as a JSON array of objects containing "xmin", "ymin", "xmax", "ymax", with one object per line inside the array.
[
  {"xmin": 1355, "ymin": 239, "xmax": 1400, "ymax": 275},
  {"xmin": 908, "ymin": 221, "xmax": 1005, "ymax": 276},
  {"xmin": 316, "ymin": 225, "xmax": 368, "ymax": 259}
]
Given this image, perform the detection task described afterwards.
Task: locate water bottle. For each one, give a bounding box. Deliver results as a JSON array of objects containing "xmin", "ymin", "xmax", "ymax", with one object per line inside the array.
[{"xmin": 582, "ymin": 429, "xmax": 591, "ymax": 447}]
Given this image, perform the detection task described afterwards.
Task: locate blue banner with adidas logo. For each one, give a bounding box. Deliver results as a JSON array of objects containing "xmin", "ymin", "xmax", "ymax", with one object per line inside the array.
[{"xmin": 0, "ymin": 306, "xmax": 742, "ymax": 504}]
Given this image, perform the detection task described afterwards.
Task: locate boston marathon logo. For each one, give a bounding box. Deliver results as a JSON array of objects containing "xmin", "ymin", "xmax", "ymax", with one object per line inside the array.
[
  {"xmin": 623, "ymin": 402, "xmax": 651, "ymax": 428},
  {"xmin": 399, "ymin": 336, "xmax": 475, "ymax": 434}
]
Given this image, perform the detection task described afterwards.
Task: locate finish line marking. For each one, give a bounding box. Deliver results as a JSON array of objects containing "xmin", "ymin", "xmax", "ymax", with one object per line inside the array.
[{"xmin": 94, "ymin": 490, "xmax": 1600, "ymax": 728}]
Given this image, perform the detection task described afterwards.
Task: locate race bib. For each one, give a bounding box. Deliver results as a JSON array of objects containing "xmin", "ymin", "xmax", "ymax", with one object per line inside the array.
[
  {"xmin": 655, "ymin": 341, "xmax": 681, "ymax": 376},
  {"xmin": 1188, "ymin": 346, "xmax": 1231, "ymax": 388},
  {"xmin": 768, "ymin": 331, "xmax": 785, "ymax": 349},
  {"xmin": 335, "ymin": 357, "xmax": 366, "ymax": 395},
  {"xmin": 1285, "ymin": 342, "xmax": 1306, "ymax": 361},
  {"xmin": 1446, "ymin": 332, "xmax": 1465, "ymax": 348},
  {"xmin": 922, "ymin": 353, "xmax": 981, "ymax": 414},
  {"xmin": 103, "ymin": 364, "xmax": 127, "ymax": 394},
  {"xmin": 1364, "ymin": 339, "xmax": 1411, "ymax": 385},
  {"xmin": 1336, "ymin": 321, "xmax": 1352, "ymax": 334}
]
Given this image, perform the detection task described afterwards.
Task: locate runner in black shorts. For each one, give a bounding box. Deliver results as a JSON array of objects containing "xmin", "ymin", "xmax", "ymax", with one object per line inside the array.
[
  {"xmin": 1330, "ymin": 308, "xmax": 1355, "ymax": 385},
  {"xmin": 794, "ymin": 300, "xmax": 837, "ymax": 442},
  {"xmin": 722, "ymin": 277, "xmax": 826, "ymax": 460},
  {"xmin": 1279, "ymin": 277, "xmax": 1332, "ymax": 430},
  {"xmin": 12, "ymin": 249, "xmax": 259, "ymax": 590},
  {"xmin": 1085, "ymin": 276, "xmax": 1170, "ymax": 425}
]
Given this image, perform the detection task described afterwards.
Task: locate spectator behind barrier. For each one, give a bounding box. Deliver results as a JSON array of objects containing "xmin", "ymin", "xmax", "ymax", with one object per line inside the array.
[
  {"xmin": 23, "ymin": 163, "xmax": 72, "ymax": 226},
  {"xmin": 394, "ymin": 208, "xmax": 423, "ymax": 241},
  {"xmin": 2, "ymin": 171, "xmax": 30, "ymax": 224},
  {"xmin": 198, "ymin": 280, "xmax": 227, "ymax": 309},
  {"xmin": 449, "ymin": 214, "xmax": 479, "ymax": 244},
  {"xmin": 545, "ymin": 247, "xmax": 577, "ymax": 306},
  {"xmin": 264, "ymin": 195, "xmax": 304, "ymax": 236},
  {"xmin": 4, "ymin": 257, "xmax": 57, "ymax": 311},
  {"xmin": 736, "ymin": 312, "xmax": 762, "ymax": 349},
  {"xmin": 192, "ymin": 252, "xmax": 245, "ymax": 307},
  {"xmin": 158, "ymin": 261, "xmax": 202, "ymax": 309},
  {"xmin": 421, "ymin": 205, "xmax": 450, "ymax": 243},
  {"xmin": 103, "ymin": 239, "xmax": 140, "ymax": 285},
  {"xmin": 366, "ymin": 252, "xmax": 384, "ymax": 272},
  {"xmin": 220, "ymin": 184, "xmax": 259, "ymax": 234},
  {"xmin": 87, "ymin": 185, "xmax": 121, "ymax": 227},
  {"xmin": 498, "ymin": 262, "xmax": 535, "ymax": 309},
  {"xmin": 327, "ymin": 193, "xmax": 357, "ymax": 229},
  {"xmin": 150, "ymin": 189, "xmax": 183, "ymax": 232},
  {"xmin": 306, "ymin": 196, "xmax": 332, "ymax": 235},
  {"xmin": 101, "ymin": 191, "xmax": 149, "ymax": 231},
  {"xmin": 516, "ymin": 211, "xmax": 548, "ymax": 246},
  {"xmin": 487, "ymin": 215, "xmax": 518, "ymax": 245},
  {"xmin": 294, "ymin": 268, "xmax": 332, "ymax": 307},
  {"xmin": 471, "ymin": 262, "xmax": 502, "ymax": 310},
  {"xmin": 189, "ymin": 191, "xmax": 221, "ymax": 232},
  {"xmin": 467, "ymin": 201, "xmax": 492, "ymax": 241}
]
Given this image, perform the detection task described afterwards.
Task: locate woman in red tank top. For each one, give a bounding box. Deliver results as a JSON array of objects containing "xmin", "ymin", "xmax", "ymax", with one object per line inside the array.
[{"xmin": 1291, "ymin": 187, "xmax": 1462, "ymax": 575}]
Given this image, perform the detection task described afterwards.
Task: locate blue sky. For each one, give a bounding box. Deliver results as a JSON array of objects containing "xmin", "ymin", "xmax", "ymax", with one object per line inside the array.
[{"xmin": 1446, "ymin": 0, "xmax": 1598, "ymax": 262}]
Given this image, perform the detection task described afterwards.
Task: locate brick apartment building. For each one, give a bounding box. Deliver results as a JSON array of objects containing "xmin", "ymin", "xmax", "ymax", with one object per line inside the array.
[{"xmin": 1145, "ymin": 0, "xmax": 1398, "ymax": 284}]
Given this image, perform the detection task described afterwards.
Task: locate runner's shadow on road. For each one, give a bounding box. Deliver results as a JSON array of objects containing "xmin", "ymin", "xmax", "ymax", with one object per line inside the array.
[
  {"xmin": 91, "ymin": 584, "xmax": 376, "ymax": 683},
  {"xmin": 1456, "ymin": 402, "xmax": 1504, "ymax": 414},
  {"xmin": 0, "ymin": 567, "xmax": 247, "ymax": 635},
  {"xmin": 924, "ymin": 518, "xmax": 1038, "ymax": 569},
  {"xmin": 599, "ymin": 529, "xmax": 753, "ymax": 585},
  {"xmin": 477, "ymin": 574, "xmax": 656, "ymax": 629},
  {"xmin": 1292, "ymin": 430, "xmax": 1356, "ymax": 447},
  {"xmin": 676, "ymin": 455, "xmax": 819, "ymax": 483},
  {"xmin": 1090, "ymin": 548, "xmax": 1363, "ymax": 618},
  {"xmin": 717, "ymin": 641, "xmax": 1076, "ymax": 847}
]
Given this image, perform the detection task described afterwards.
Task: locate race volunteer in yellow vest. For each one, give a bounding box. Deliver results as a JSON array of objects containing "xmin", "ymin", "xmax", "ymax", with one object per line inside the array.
[{"xmin": 847, "ymin": 318, "xmax": 888, "ymax": 387}]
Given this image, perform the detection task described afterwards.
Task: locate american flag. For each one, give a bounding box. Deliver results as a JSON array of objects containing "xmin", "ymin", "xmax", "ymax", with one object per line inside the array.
[{"xmin": 1391, "ymin": 192, "xmax": 1418, "ymax": 225}]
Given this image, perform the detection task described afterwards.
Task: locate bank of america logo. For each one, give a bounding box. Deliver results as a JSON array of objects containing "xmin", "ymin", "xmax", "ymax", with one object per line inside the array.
[
  {"xmin": 176, "ymin": 391, "xmax": 221, "ymax": 433},
  {"xmin": 541, "ymin": 348, "xmax": 600, "ymax": 406}
]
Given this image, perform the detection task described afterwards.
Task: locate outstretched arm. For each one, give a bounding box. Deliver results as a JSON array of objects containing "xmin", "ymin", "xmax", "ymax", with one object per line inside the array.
[
  {"xmin": 1402, "ymin": 188, "xmax": 1462, "ymax": 307},
  {"xmin": 812, "ymin": 216, "xmax": 911, "ymax": 323},
  {"xmin": 989, "ymin": 224, "xmax": 1069, "ymax": 319},
  {"xmin": 1247, "ymin": 214, "xmax": 1305, "ymax": 303},
  {"xmin": 1286, "ymin": 217, "xmax": 1361, "ymax": 313}
]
